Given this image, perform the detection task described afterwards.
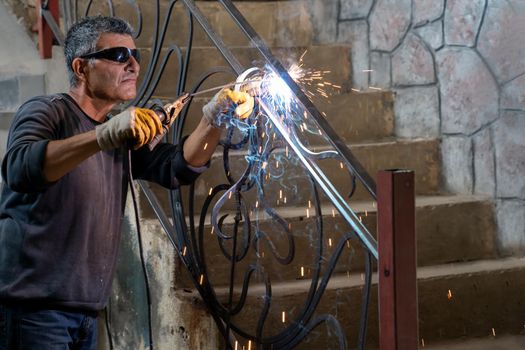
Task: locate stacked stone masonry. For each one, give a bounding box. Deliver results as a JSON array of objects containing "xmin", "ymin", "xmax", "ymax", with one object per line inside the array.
[{"xmin": 316, "ymin": 0, "xmax": 525, "ymax": 255}]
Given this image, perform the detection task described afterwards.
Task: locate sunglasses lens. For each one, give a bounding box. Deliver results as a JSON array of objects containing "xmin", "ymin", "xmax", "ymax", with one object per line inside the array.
[
  {"xmin": 82, "ymin": 47, "xmax": 140, "ymax": 64},
  {"xmin": 132, "ymin": 49, "xmax": 141, "ymax": 64},
  {"xmin": 110, "ymin": 48, "xmax": 130, "ymax": 63}
]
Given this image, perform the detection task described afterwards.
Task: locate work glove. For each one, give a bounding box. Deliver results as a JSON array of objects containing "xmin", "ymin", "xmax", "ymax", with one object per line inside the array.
[
  {"xmin": 95, "ymin": 107, "xmax": 163, "ymax": 151},
  {"xmin": 202, "ymin": 88, "xmax": 254, "ymax": 128}
]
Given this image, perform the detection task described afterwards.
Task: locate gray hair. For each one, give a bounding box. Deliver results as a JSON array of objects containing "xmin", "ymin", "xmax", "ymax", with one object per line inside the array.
[{"xmin": 64, "ymin": 16, "xmax": 134, "ymax": 87}]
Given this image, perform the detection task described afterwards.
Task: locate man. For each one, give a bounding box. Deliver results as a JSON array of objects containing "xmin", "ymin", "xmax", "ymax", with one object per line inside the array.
[{"xmin": 0, "ymin": 16, "xmax": 253, "ymax": 349}]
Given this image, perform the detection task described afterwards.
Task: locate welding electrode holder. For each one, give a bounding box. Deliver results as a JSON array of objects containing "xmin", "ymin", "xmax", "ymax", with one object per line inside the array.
[{"xmin": 146, "ymin": 94, "xmax": 191, "ymax": 151}]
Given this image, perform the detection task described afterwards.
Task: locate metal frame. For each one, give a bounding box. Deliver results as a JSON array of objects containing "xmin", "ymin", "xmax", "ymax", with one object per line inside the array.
[{"xmin": 35, "ymin": 1, "xmax": 418, "ymax": 348}]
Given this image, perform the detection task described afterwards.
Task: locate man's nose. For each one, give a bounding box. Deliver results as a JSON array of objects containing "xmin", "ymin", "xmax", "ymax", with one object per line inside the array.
[{"xmin": 126, "ymin": 55, "xmax": 140, "ymax": 73}]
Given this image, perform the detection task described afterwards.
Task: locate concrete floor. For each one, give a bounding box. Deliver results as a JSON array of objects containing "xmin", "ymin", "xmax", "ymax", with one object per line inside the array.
[{"xmin": 425, "ymin": 335, "xmax": 525, "ymax": 350}]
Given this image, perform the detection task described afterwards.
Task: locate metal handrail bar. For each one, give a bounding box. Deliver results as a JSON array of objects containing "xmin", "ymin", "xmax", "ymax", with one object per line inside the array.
[
  {"xmin": 218, "ymin": 0, "xmax": 377, "ymax": 199},
  {"xmin": 179, "ymin": 0, "xmax": 378, "ymax": 257}
]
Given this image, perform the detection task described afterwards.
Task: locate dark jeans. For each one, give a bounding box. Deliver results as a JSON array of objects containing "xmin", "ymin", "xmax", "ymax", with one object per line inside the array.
[{"xmin": 0, "ymin": 304, "xmax": 97, "ymax": 350}]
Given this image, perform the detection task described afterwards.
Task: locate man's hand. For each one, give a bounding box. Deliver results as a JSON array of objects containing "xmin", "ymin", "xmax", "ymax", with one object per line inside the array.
[
  {"xmin": 202, "ymin": 88, "xmax": 255, "ymax": 128},
  {"xmin": 95, "ymin": 107, "xmax": 163, "ymax": 151}
]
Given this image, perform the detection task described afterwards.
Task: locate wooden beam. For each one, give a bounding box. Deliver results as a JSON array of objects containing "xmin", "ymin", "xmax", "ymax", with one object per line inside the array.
[
  {"xmin": 36, "ymin": 0, "xmax": 60, "ymax": 59},
  {"xmin": 377, "ymin": 169, "xmax": 418, "ymax": 350}
]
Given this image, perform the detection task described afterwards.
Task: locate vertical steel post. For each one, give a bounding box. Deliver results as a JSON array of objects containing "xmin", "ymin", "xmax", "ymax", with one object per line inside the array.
[
  {"xmin": 36, "ymin": 0, "xmax": 60, "ymax": 59},
  {"xmin": 377, "ymin": 170, "xmax": 418, "ymax": 350}
]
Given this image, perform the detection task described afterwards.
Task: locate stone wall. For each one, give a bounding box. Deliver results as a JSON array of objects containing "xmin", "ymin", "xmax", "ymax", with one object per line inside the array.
[{"xmin": 309, "ymin": 0, "xmax": 525, "ymax": 255}]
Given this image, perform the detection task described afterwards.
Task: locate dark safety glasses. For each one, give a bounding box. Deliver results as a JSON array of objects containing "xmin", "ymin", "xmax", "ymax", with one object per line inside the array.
[{"xmin": 80, "ymin": 47, "xmax": 141, "ymax": 64}]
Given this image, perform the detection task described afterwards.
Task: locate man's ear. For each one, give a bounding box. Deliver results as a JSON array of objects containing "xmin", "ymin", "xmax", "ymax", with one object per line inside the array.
[{"xmin": 71, "ymin": 57, "xmax": 89, "ymax": 84}]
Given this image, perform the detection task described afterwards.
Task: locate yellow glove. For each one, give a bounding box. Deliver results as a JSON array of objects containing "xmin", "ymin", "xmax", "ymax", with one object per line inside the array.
[
  {"xmin": 95, "ymin": 107, "xmax": 163, "ymax": 151},
  {"xmin": 202, "ymin": 88, "xmax": 254, "ymax": 128}
]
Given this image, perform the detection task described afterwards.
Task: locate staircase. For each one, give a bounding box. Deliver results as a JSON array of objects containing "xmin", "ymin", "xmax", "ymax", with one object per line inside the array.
[
  {"xmin": 119, "ymin": 1, "xmax": 525, "ymax": 349},
  {"xmin": 1, "ymin": 0, "xmax": 525, "ymax": 349}
]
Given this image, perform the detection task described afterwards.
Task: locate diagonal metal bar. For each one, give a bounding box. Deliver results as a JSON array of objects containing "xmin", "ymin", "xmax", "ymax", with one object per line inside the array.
[
  {"xmin": 177, "ymin": 0, "xmax": 378, "ymax": 257},
  {"xmin": 180, "ymin": 0, "xmax": 244, "ymax": 75},
  {"xmin": 218, "ymin": 0, "xmax": 377, "ymax": 199},
  {"xmin": 40, "ymin": 7, "xmax": 65, "ymax": 46}
]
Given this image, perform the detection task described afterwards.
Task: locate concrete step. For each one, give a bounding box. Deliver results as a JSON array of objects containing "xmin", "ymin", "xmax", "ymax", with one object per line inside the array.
[
  {"xmin": 176, "ymin": 90, "xmax": 394, "ymax": 145},
  {"xmin": 110, "ymin": 0, "xmax": 313, "ymax": 48},
  {"xmin": 166, "ymin": 194, "xmax": 496, "ymax": 288},
  {"xmin": 205, "ymin": 257, "xmax": 525, "ymax": 348},
  {"xmin": 139, "ymin": 138, "xmax": 441, "ymax": 220},
  {"xmin": 424, "ymin": 334, "xmax": 525, "ymax": 350},
  {"xmin": 139, "ymin": 45, "xmax": 351, "ymax": 100}
]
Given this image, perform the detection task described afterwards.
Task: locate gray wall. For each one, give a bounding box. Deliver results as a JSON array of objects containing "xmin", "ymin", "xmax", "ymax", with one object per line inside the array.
[{"xmin": 310, "ymin": 0, "xmax": 525, "ymax": 255}]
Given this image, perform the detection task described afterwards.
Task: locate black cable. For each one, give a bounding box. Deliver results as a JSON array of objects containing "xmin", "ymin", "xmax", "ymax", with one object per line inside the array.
[
  {"xmin": 127, "ymin": 149, "xmax": 155, "ymax": 350},
  {"xmin": 104, "ymin": 303, "xmax": 114, "ymax": 350}
]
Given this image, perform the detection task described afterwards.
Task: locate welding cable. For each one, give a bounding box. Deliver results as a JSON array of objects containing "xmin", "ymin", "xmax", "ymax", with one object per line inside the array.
[
  {"xmin": 104, "ymin": 303, "xmax": 114, "ymax": 350},
  {"xmin": 127, "ymin": 149, "xmax": 155, "ymax": 350}
]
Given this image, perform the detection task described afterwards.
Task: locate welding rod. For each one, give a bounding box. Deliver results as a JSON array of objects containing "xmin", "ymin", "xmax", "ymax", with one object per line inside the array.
[{"xmin": 188, "ymin": 78, "xmax": 266, "ymax": 97}]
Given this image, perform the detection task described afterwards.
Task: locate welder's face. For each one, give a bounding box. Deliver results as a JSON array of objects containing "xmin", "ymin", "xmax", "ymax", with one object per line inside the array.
[{"xmin": 83, "ymin": 33, "xmax": 140, "ymax": 103}]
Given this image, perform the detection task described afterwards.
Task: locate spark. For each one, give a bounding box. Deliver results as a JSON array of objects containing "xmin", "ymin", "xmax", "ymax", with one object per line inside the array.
[
  {"xmin": 182, "ymin": 246, "xmax": 187, "ymax": 256},
  {"xmin": 369, "ymin": 86, "xmax": 382, "ymax": 91},
  {"xmin": 492, "ymin": 328, "xmax": 496, "ymax": 337},
  {"xmin": 282, "ymin": 311, "xmax": 286, "ymax": 323},
  {"xmin": 199, "ymin": 274, "xmax": 204, "ymax": 285},
  {"xmin": 421, "ymin": 339, "xmax": 425, "ymax": 347},
  {"xmin": 203, "ymin": 142, "xmax": 208, "ymax": 150},
  {"xmin": 328, "ymin": 238, "xmax": 333, "ymax": 247},
  {"xmin": 447, "ymin": 289, "xmax": 453, "ymax": 300},
  {"xmin": 306, "ymin": 208, "xmax": 310, "ymax": 218},
  {"xmin": 300, "ymin": 266, "xmax": 305, "ymax": 277},
  {"xmin": 248, "ymin": 341, "xmax": 252, "ymax": 350},
  {"xmin": 208, "ymin": 187, "xmax": 213, "ymax": 196},
  {"xmin": 235, "ymin": 341, "xmax": 238, "ymax": 350},
  {"xmin": 332, "ymin": 209, "xmax": 336, "ymax": 217}
]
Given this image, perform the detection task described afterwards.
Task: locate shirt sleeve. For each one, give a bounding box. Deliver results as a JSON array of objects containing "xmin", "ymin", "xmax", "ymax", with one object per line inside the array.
[
  {"xmin": 130, "ymin": 136, "xmax": 209, "ymax": 188},
  {"xmin": 1, "ymin": 97, "xmax": 59, "ymax": 193}
]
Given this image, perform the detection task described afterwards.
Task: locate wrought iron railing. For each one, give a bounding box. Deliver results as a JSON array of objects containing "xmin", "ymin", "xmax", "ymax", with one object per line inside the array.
[{"xmin": 35, "ymin": 0, "xmax": 418, "ymax": 349}]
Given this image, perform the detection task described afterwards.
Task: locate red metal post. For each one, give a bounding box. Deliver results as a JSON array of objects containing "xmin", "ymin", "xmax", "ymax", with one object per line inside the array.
[
  {"xmin": 377, "ymin": 170, "xmax": 418, "ymax": 350},
  {"xmin": 36, "ymin": 0, "xmax": 60, "ymax": 59}
]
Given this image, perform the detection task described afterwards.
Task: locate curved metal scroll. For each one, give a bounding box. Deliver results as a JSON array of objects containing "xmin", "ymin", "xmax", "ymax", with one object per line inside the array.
[{"xmin": 54, "ymin": 0, "xmax": 379, "ymax": 349}]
